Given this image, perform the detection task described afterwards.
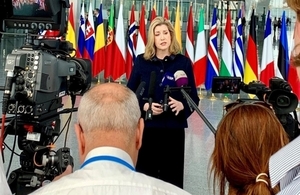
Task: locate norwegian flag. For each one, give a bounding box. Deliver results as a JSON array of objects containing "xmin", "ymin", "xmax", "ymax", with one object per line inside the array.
[{"xmin": 125, "ymin": 4, "xmax": 137, "ymax": 79}]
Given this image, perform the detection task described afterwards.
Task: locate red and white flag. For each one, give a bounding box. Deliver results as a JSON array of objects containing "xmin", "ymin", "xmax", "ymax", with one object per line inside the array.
[
  {"xmin": 136, "ymin": 4, "xmax": 147, "ymax": 56},
  {"xmin": 185, "ymin": 4, "xmax": 194, "ymax": 63},
  {"xmin": 112, "ymin": 1, "xmax": 126, "ymax": 81}
]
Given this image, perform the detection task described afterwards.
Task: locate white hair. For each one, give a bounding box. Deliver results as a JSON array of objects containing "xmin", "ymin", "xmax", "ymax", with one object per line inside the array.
[{"xmin": 77, "ymin": 84, "xmax": 141, "ymax": 141}]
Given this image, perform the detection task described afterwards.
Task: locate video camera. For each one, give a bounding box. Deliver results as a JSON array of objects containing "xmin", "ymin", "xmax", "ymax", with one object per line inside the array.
[
  {"xmin": 212, "ymin": 76, "xmax": 300, "ymax": 140},
  {"xmin": 0, "ymin": 0, "xmax": 92, "ymax": 194}
]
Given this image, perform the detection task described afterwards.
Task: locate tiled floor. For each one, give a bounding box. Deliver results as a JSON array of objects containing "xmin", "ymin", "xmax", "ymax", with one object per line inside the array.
[{"xmin": 0, "ymin": 25, "xmax": 298, "ymax": 195}]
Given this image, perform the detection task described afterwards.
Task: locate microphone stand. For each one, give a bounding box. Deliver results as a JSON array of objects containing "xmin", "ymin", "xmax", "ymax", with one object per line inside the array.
[{"xmin": 169, "ymin": 87, "xmax": 217, "ymax": 135}]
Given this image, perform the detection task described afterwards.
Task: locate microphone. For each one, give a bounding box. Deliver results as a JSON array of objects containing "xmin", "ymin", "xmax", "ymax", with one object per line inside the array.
[
  {"xmin": 145, "ymin": 71, "xmax": 156, "ymax": 120},
  {"xmin": 135, "ymin": 81, "xmax": 146, "ymax": 101},
  {"xmin": 161, "ymin": 72, "xmax": 176, "ymax": 112},
  {"xmin": 174, "ymin": 70, "xmax": 188, "ymax": 87}
]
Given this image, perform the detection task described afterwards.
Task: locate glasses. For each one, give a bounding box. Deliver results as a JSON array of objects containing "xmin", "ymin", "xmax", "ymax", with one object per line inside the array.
[{"xmin": 223, "ymin": 99, "xmax": 273, "ymax": 115}]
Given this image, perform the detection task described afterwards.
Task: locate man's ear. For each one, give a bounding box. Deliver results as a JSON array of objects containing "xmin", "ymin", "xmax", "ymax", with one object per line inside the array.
[
  {"xmin": 75, "ymin": 124, "xmax": 86, "ymax": 163},
  {"xmin": 136, "ymin": 118, "xmax": 144, "ymax": 150}
]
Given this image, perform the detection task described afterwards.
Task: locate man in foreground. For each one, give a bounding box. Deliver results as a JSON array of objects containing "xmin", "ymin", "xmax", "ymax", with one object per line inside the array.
[{"xmin": 30, "ymin": 83, "xmax": 190, "ymax": 195}]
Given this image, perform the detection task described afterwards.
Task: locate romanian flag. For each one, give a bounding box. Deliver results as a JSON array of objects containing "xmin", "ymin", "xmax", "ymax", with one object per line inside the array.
[
  {"xmin": 93, "ymin": 3, "xmax": 106, "ymax": 77},
  {"xmin": 174, "ymin": 0, "xmax": 182, "ymax": 51},
  {"xmin": 104, "ymin": 2, "xmax": 115, "ymax": 79},
  {"xmin": 244, "ymin": 9, "xmax": 258, "ymax": 85},
  {"xmin": 65, "ymin": 2, "xmax": 76, "ymax": 57}
]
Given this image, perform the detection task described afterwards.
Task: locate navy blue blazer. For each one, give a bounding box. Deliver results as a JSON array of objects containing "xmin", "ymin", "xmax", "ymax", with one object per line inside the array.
[{"xmin": 127, "ymin": 53, "xmax": 200, "ymax": 129}]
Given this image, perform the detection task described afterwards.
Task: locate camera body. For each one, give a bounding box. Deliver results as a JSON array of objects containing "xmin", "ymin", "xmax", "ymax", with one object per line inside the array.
[{"xmin": 212, "ymin": 76, "xmax": 300, "ymax": 140}]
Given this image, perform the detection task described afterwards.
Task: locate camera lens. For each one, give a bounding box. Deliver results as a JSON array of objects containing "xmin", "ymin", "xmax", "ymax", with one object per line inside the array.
[{"xmin": 276, "ymin": 95, "xmax": 290, "ymax": 107}]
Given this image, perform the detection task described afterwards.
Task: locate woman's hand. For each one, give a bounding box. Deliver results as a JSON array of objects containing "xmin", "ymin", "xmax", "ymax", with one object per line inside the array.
[
  {"xmin": 143, "ymin": 102, "xmax": 163, "ymax": 115},
  {"xmin": 169, "ymin": 97, "xmax": 184, "ymax": 116}
]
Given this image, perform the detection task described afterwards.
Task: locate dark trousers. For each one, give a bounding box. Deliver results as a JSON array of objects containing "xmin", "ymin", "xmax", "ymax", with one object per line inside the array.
[{"xmin": 136, "ymin": 127, "xmax": 185, "ymax": 188}]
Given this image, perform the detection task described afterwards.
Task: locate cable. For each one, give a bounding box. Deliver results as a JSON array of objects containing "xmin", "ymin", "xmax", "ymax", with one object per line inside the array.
[
  {"xmin": 64, "ymin": 94, "xmax": 76, "ymax": 147},
  {"xmin": 6, "ymin": 101, "xmax": 18, "ymax": 177},
  {"xmin": 3, "ymin": 143, "xmax": 20, "ymax": 156}
]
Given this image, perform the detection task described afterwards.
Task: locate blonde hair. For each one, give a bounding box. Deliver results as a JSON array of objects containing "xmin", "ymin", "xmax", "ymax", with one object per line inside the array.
[
  {"xmin": 143, "ymin": 16, "xmax": 181, "ymax": 60},
  {"xmin": 210, "ymin": 104, "xmax": 289, "ymax": 195}
]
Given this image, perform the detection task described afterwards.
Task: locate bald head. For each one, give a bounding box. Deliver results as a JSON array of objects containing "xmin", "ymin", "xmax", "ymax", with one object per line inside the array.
[{"xmin": 77, "ymin": 83, "xmax": 141, "ymax": 139}]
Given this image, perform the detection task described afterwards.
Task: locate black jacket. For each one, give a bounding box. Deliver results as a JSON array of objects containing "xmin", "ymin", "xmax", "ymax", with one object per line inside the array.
[{"xmin": 127, "ymin": 53, "xmax": 200, "ymax": 129}]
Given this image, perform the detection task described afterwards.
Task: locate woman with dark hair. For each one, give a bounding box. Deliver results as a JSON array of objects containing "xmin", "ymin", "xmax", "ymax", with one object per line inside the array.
[
  {"xmin": 127, "ymin": 16, "xmax": 199, "ymax": 188},
  {"xmin": 210, "ymin": 102, "xmax": 289, "ymax": 195}
]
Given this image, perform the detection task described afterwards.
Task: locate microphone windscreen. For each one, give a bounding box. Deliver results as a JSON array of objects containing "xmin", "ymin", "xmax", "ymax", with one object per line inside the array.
[
  {"xmin": 135, "ymin": 81, "xmax": 146, "ymax": 101},
  {"xmin": 161, "ymin": 72, "xmax": 176, "ymax": 87},
  {"xmin": 148, "ymin": 71, "xmax": 156, "ymax": 97},
  {"xmin": 174, "ymin": 70, "xmax": 188, "ymax": 87}
]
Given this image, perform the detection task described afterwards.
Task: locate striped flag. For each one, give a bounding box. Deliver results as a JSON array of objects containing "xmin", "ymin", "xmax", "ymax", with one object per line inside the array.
[
  {"xmin": 112, "ymin": 1, "xmax": 126, "ymax": 81},
  {"xmin": 83, "ymin": 2, "xmax": 95, "ymax": 62},
  {"xmin": 260, "ymin": 10, "xmax": 275, "ymax": 86},
  {"xmin": 244, "ymin": 9, "xmax": 258, "ymax": 85},
  {"xmin": 205, "ymin": 7, "xmax": 219, "ymax": 90},
  {"xmin": 193, "ymin": 7, "xmax": 207, "ymax": 87},
  {"xmin": 125, "ymin": 4, "xmax": 137, "ymax": 79},
  {"xmin": 77, "ymin": 3, "xmax": 85, "ymax": 58},
  {"xmin": 185, "ymin": 4, "xmax": 194, "ymax": 63},
  {"xmin": 277, "ymin": 11, "xmax": 289, "ymax": 80},
  {"xmin": 150, "ymin": 1, "xmax": 156, "ymax": 22},
  {"xmin": 164, "ymin": 2, "xmax": 169, "ymax": 20},
  {"xmin": 104, "ymin": 2, "xmax": 115, "ymax": 79},
  {"xmin": 174, "ymin": 0, "xmax": 182, "ymax": 51},
  {"xmin": 65, "ymin": 2, "xmax": 76, "ymax": 57},
  {"xmin": 220, "ymin": 10, "xmax": 233, "ymax": 77},
  {"xmin": 136, "ymin": 3, "xmax": 147, "ymax": 56},
  {"xmin": 233, "ymin": 9, "xmax": 244, "ymax": 79},
  {"xmin": 93, "ymin": 3, "xmax": 106, "ymax": 77}
]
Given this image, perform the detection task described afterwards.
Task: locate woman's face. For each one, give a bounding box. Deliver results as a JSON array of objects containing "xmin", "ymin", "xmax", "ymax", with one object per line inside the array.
[{"xmin": 154, "ymin": 24, "xmax": 171, "ymax": 52}]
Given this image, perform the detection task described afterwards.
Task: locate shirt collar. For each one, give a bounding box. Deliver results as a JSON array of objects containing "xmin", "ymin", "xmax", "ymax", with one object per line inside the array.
[
  {"xmin": 269, "ymin": 136, "xmax": 300, "ymax": 188},
  {"xmin": 83, "ymin": 147, "xmax": 134, "ymax": 168}
]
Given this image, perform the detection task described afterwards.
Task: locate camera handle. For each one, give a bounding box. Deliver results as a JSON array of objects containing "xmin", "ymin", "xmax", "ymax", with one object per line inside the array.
[{"xmin": 169, "ymin": 87, "xmax": 216, "ymax": 135}]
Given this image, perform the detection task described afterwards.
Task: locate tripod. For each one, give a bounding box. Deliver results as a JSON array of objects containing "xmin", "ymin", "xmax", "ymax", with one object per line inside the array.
[{"xmin": 167, "ymin": 87, "xmax": 216, "ymax": 135}]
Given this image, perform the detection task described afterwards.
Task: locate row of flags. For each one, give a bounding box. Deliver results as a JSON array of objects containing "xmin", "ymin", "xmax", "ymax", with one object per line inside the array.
[{"xmin": 64, "ymin": 2, "xmax": 300, "ymax": 99}]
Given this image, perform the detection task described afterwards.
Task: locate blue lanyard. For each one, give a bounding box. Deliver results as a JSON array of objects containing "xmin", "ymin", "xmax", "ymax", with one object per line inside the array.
[{"xmin": 80, "ymin": 155, "xmax": 135, "ymax": 171}]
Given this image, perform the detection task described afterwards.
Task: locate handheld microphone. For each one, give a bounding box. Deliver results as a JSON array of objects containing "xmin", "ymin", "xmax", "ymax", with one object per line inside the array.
[
  {"xmin": 161, "ymin": 72, "xmax": 176, "ymax": 112},
  {"xmin": 135, "ymin": 81, "xmax": 146, "ymax": 101},
  {"xmin": 174, "ymin": 70, "xmax": 188, "ymax": 87},
  {"xmin": 146, "ymin": 71, "xmax": 156, "ymax": 120}
]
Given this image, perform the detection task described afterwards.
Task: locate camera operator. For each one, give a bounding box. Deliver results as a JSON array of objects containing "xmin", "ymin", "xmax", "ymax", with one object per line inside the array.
[
  {"xmin": 29, "ymin": 83, "xmax": 190, "ymax": 195},
  {"xmin": 268, "ymin": 1, "xmax": 300, "ymax": 194}
]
